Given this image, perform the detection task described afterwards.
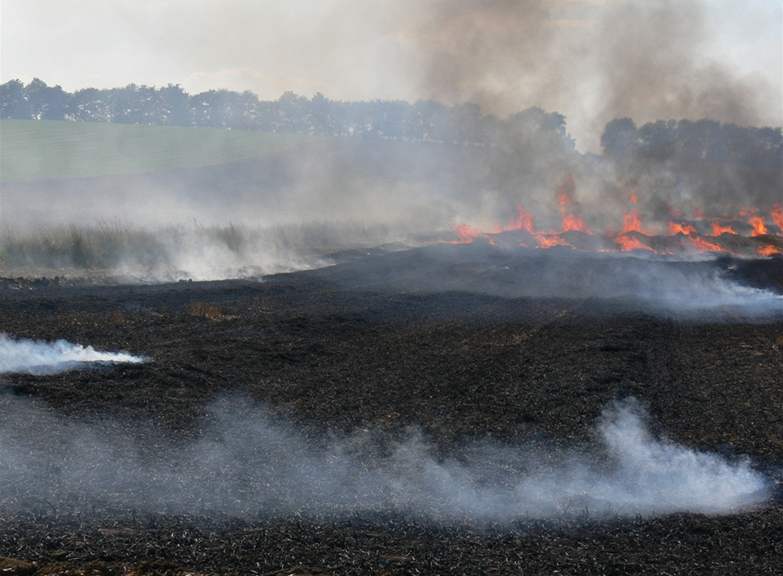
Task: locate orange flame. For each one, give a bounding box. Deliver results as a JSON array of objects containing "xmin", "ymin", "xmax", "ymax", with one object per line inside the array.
[
  {"xmin": 623, "ymin": 210, "xmax": 643, "ymax": 234},
  {"xmin": 711, "ymin": 222, "xmax": 737, "ymax": 236},
  {"xmin": 749, "ymin": 216, "xmax": 768, "ymax": 237},
  {"xmin": 562, "ymin": 214, "xmax": 589, "ymax": 233},
  {"xmin": 454, "ymin": 223, "xmax": 481, "ymax": 244},
  {"xmin": 538, "ymin": 234, "xmax": 571, "ymax": 248},
  {"xmin": 501, "ymin": 204, "xmax": 536, "ymax": 234},
  {"xmin": 669, "ymin": 222, "xmax": 697, "ymax": 236},
  {"xmin": 688, "ymin": 236, "xmax": 724, "ymax": 253},
  {"xmin": 451, "ymin": 197, "xmax": 782, "ymax": 257},
  {"xmin": 556, "ymin": 175, "xmax": 590, "ymax": 233},
  {"xmin": 616, "ymin": 234, "xmax": 654, "ymax": 252},
  {"xmin": 757, "ymin": 244, "xmax": 781, "ymax": 257}
]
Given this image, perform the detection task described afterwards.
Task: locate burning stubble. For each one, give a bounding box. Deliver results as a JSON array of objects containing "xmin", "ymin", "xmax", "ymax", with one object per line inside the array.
[{"xmin": 0, "ymin": 395, "xmax": 770, "ymax": 521}]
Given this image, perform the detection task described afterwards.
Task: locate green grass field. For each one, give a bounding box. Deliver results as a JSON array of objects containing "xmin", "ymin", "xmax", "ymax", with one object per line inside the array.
[{"xmin": 0, "ymin": 119, "xmax": 310, "ymax": 182}]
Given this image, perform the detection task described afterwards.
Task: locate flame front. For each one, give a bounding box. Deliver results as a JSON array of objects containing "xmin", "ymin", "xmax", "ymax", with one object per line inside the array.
[
  {"xmin": 451, "ymin": 176, "xmax": 782, "ymax": 258},
  {"xmin": 616, "ymin": 234, "xmax": 654, "ymax": 252},
  {"xmin": 688, "ymin": 236, "xmax": 724, "ymax": 253}
]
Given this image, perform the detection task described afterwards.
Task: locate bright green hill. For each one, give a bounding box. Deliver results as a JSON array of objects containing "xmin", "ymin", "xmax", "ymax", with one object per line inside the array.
[{"xmin": 0, "ymin": 120, "xmax": 310, "ymax": 182}]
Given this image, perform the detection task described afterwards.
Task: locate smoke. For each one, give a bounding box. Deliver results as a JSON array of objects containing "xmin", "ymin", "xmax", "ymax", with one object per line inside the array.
[
  {"xmin": 403, "ymin": 0, "xmax": 781, "ymax": 150},
  {"xmin": 387, "ymin": 0, "xmax": 782, "ymax": 229},
  {"xmin": 0, "ymin": 222, "xmax": 404, "ymax": 281},
  {"xmin": 304, "ymin": 245, "xmax": 783, "ymax": 316},
  {"xmin": 0, "ymin": 135, "xmax": 457, "ymax": 281},
  {"xmin": 593, "ymin": 2, "xmax": 775, "ymax": 133},
  {"xmin": 0, "ymin": 395, "xmax": 770, "ymax": 521},
  {"xmin": 0, "ymin": 334, "xmax": 144, "ymax": 375}
]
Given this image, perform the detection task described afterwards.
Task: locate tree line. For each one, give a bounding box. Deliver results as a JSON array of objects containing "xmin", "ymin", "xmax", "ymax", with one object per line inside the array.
[
  {"xmin": 0, "ymin": 78, "xmax": 572, "ymax": 147},
  {"xmin": 1, "ymin": 78, "xmax": 779, "ymax": 173}
]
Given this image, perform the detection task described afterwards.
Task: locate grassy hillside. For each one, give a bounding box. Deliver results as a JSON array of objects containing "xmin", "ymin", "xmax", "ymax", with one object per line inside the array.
[{"xmin": 0, "ymin": 119, "xmax": 311, "ymax": 182}]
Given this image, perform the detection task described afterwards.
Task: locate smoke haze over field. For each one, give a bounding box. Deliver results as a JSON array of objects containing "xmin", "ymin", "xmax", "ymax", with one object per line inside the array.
[
  {"xmin": 0, "ymin": 395, "xmax": 770, "ymax": 521},
  {"xmin": 1, "ymin": 1, "xmax": 781, "ymax": 283}
]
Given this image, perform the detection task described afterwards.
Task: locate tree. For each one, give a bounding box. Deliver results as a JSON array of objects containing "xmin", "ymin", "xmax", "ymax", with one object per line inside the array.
[
  {"xmin": 157, "ymin": 84, "xmax": 191, "ymax": 126},
  {"xmin": 24, "ymin": 78, "xmax": 69, "ymax": 120},
  {"xmin": 68, "ymin": 88, "xmax": 111, "ymax": 122},
  {"xmin": 601, "ymin": 118, "xmax": 638, "ymax": 158},
  {"xmin": 0, "ymin": 79, "xmax": 30, "ymax": 118}
]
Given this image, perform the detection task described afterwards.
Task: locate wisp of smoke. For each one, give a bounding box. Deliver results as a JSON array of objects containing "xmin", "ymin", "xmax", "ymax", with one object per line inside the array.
[
  {"xmin": 0, "ymin": 223, "xmax": 407, "ymax": 282},
  {"xmin": 0, "ymin": 334, "xmax": 144, "ymax": 375},
  {"xmin": 0, "ymin": 396, "xmax": 769, "ymax": 522},
  {"xmin": 312, "ymin": 245, "xmax": 783, "ymax": 316}
]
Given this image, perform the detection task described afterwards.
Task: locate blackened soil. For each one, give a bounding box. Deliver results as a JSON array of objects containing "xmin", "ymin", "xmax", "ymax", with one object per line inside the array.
[{"xmin": 1, "ymin": 251, "xmax": 782, "ymax": 574}]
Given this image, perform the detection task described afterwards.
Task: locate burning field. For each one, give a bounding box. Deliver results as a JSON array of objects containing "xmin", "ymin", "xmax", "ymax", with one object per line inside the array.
[
  {"xmin": 452, "ymin": 181, "xmax": 783, "ymax": 259},
  {"xmin": 2, "ymin": 123, "xmax": 782, "ymax": 576},
  {"xmin": 2, "ymin": 1, "xmax": 783, "ymax": 573},
  {"xmin": 1, "ymin": 121, "xmax": 783, "ymax": 576}
]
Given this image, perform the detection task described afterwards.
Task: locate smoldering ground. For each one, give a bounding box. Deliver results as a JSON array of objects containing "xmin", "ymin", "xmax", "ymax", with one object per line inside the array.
[
  {"xmin": 0, "ymin": 394, "xmax": 770, "ymax": 522},
  {"xmin": 295, "ymin": 244, "xmax": 783, "ymax": 317},
  {"xmin": 0, "ymin": 334, "xmax": 144, "ymax": 375}
]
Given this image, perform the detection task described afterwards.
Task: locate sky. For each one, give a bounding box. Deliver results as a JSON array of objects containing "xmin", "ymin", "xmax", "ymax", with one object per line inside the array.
[{"xmin": 1, "ymin": 0, "xmax": 781, "ymax": 149}]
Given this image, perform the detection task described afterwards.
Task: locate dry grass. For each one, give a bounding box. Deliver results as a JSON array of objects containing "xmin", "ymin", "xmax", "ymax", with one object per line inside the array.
[{"xmin": 0, "ymin": 221, "xmax": 399, "ymax": 281}]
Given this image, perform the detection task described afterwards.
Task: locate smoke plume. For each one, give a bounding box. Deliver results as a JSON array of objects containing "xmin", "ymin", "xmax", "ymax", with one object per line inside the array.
[
  {"xmin": 0, "ymin": 334, "xmax": 144, "ymax": 375},
  {"xmin": 404, "ymin": 0, "xmax": 781, "ymax": 149},
  {"xmin": 0, "ymin": 395, "xmax": 769, "ymax": 521}
]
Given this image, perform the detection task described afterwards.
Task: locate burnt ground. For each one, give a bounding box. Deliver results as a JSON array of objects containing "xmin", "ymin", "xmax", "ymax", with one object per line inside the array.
[{"xmin": 1, "ymin": 248, "xmax": 783, "ymax": 574}]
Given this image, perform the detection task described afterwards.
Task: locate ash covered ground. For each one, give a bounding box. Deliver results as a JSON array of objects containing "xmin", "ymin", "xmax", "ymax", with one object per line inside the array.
[{"xmin": 1, "ymin": 246, "xmax": 783, "ymax": 575}]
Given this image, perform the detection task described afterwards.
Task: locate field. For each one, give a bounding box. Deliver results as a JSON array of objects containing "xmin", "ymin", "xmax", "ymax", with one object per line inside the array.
[
  {"xmin": 1, "ymin": 246, "xmax": 782, "ymax": 574},
  {"xmin": 0, "ymin": 120, "xmax": 312, "ymax": 182}
]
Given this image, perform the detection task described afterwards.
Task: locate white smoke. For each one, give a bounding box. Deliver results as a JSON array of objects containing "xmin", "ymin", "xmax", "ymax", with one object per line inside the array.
[
  {"xmin": 628, "ymin": 267, "xmax": 783, "ymax": 314},
  {"xmin": 0, "ymin": 396, "xmax": 769, "ymax": 521},
  {"xmin": 0, "ymin": 334, "xmax": 144, "ymax": 375}
]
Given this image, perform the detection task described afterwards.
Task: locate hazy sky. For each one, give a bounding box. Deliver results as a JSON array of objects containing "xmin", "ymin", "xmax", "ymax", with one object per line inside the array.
[{"xmin": 1, "ymin": 0, "xmax": 781, "ymax": 148}]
